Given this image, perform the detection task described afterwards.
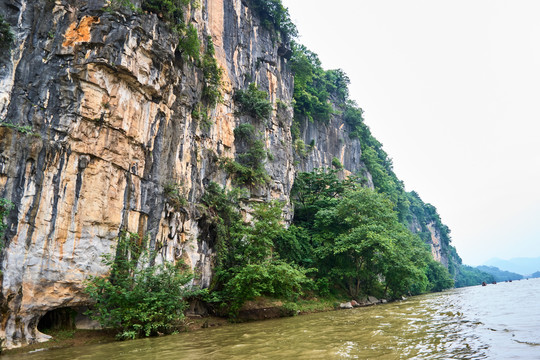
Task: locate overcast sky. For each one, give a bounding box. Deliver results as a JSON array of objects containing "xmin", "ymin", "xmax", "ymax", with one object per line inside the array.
[{"xmin": 281, "ymin": 0, "xmax": 540, "ymax": 266}]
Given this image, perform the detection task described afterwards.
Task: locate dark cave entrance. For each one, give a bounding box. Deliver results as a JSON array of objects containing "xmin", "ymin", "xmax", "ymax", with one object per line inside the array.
[{"xmin": 37, "ymin": 307, "xmax": 77, "ymax": 331}]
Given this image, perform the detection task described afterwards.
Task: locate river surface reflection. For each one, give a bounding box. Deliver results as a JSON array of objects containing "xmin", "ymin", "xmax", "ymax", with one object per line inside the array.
[{"xmin": 8, "ymin": 278, "xmax": 540, "ymax": 359}]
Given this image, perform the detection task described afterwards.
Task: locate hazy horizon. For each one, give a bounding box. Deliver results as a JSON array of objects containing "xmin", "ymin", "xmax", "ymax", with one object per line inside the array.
[{"xmin": 282, "ymin": 0, "xmax": 540, "ymax": 266}]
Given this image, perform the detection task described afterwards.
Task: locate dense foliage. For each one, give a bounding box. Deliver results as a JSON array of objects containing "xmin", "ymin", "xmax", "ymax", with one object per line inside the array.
[
  {"xmin": 201, "ymin": 183, "xmax": 309, "ymax": 315},
  {"xmin": 85, "ymin": 232, "xmax": 195, "ymax": 339},
  {"xmin": 289, "ymin": 44, "xmax": 346, "ymax": 123},
  {"xmin": 247, "ymin": 0, "xmax": 297, "ymax": 41},
  {"xmin": 283, "ymin": 169, "xmax": 454, "ymax": 299},
  {"xmin": 201, "ymin": 36, "xmax": 223, "ymax": 105},
  {"xmin": 454, "ymin": 265, "xmax": 495, "ymax": 288}
]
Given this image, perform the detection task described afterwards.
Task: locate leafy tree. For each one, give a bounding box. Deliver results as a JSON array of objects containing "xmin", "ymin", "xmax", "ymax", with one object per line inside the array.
[
  {"xmin": 202, "ymin": 36, "xmax": 223, "ymax": 105},
  {"xmin": 425, "ymin": 260, "xmax": 454, "ymax": 292},
  {"xmin": 178, "ymin": 24, "xmax": 200, "ymax": 61},
  {"xmin": 141, "ymin": 0, "xmax": 190, "ymax": 25},
  {"xmin": 84, "ymin": 232, "xmax": 194, "ymax": 340}
]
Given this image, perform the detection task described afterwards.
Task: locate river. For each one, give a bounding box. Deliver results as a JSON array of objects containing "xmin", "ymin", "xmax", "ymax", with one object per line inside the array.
[{"xmin": 7, "ymin": 278, "xmax": 540, "ymax": 359}]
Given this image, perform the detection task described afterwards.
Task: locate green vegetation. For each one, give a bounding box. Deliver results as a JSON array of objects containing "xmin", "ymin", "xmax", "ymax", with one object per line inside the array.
[
  {"xmin": 178, "ymin": 24, "xmax": 200, "ymax": 61},
  {"xmin": 454, "ymin": 265, "xmax": 495, "ymax": 288},
  {"xmin": 164, "ymin": 182, "xmax": 188, "ymax": 211},
  {"xmin": 201, "ymin": 37, "xmax": 223, "ymax": 105},
  {"xmin": 222, "ymin": 124, "xmax": 270, "ymax": 187},
  {"xmin": 0, "ymin": 15, "xmax": 14, "ymax": 50},
  {"xmin": 0, "ymin": 122, "xmax": 39, "ymax": 137},
  {"xmin": 283, "ymin": 169, "xmax": 453, "ymax": 299},
  {"xmin": 141, "ymin": 0, "xmax": 191, "ymax": 24},
  {"xmin": 288, "ymin": 40, "xmax": 481, "ymax": 287},
  {"xmin": 106, "ymin": 0, "xmax": 139, "ymax": 13},
  {"xmin": 0, "ymin": 198, "xmax": 13, "ymax": 251},
  {"xmin": 247, "ymin": 0, "xmax": 297, "ymax": 41},
  {"xmin": 290, "ymin": 44, "xmax": 341, "ymax": 123},
  {"xmin": 191, "ymin": 103, "xmax": 213, "ymax": 131},
  {"xmin": 234, "ymin": 83, "xmax": 273, "ymax": 120},
  {"xmin": 84, "ymin": 232, "xmax": 195, "ymax": 340},
  {"xmin": 476, "ymin": 265, "xmax": 523, "ymax": 282},
  {"xmin": 106, "ymin": 1, "xmax": 201, "ymax": 61},
  {"xmin": 201, "ymin": 183, "xmax": 308, "ymax": 316},
  {"xmin": 331, "ymin": 157, "xmax": 343, "ymax": 169}
]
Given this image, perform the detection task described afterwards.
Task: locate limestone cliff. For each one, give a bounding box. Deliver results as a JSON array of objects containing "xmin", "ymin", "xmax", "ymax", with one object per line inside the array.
[
  {"xmin": 0, "ymin": 0, "xmax": 452, "ymax": 349},
  {"xmin": 0, "ymin": 0, "xmax": 297, "ymax": 348}
]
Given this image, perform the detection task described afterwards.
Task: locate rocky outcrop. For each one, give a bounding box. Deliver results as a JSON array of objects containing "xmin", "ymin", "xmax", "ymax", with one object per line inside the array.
[{"xmin": 0, "ymin": 0, "xmax": 296, "ymax": 348}]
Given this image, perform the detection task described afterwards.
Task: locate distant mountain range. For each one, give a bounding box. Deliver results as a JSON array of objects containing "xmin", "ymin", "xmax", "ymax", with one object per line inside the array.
[
  {"xmin": 476, "ymin": 266, "xmax": 523, "ymax": 282},
  {"xmin": 483, "ymin": 257, "xmax": 540, "ymax": 276}
]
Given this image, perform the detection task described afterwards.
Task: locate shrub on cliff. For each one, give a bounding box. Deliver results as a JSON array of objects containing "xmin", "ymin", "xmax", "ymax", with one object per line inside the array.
[
  {"xmin": 222, "ymin": 124, "xmax": 270, "ymax": 187},
  {"xmin": 234, "ymin": 83, "xmax": 273, "ymax": 120},
  {"xmin": 84, "ymin": 232, "xmax": 195, "ymax": 340},
  {"xmin": 0, "ymin": 198, "xmax": 13, "ymax": 250},
  {"xmin": 0, "ymin": 15, "xmax": 14, "ymax": 50},
  {"xmin": 247, "ymin": 0, "xmax": 297, "ymax": 41}
]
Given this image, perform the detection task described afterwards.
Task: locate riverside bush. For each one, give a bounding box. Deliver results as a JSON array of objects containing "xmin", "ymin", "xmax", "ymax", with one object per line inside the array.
[
  {"xmin": 84, "ymin": 232, "xmax": 195, "ymax": 340},
  {"xmin": 201, "ymin": 184, "xmax": 309, "ymax": 316}
]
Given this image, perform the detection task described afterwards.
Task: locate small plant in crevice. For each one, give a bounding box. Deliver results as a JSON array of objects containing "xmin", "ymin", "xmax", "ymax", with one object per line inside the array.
[
  {"xmin": 192, "ymin": 103, "xmax": 213, "ymax": 131},
  {"xmin": 0, "ymin": 198, "xmax": 13, "ymax": 251},
  {"xmin": 233, "ymin": 83, "xmax": 273, "ymax": 121},
  {"xmin": 294, "ymin": 139, "xmax": 308, "ymax": 158},
  {"xmin": 0, "ymin": 15, "xmax": 14, "ymax": 51},
  {"xmin": 202, "ymin": 36, "xmax": 223, "ymax": 105},
  {"xmin": 0, "ymin": 122, "xmax": 40, "ymax": 137},
  {"xmin": 331, "ymin": 156, "xmax": 343, "ymax": 169},
  {"xmin": 164, "ymin": 182, "xmax": 188, "ymax": 211},
  {"xmin": 104, "ymin": 0, "xmax": 140, "ymax": 13}
]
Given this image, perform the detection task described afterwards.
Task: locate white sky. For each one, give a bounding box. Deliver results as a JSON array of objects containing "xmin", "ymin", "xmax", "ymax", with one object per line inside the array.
[{"xmin": 281, "ymin": 0, "xmax": 540, "ymax": 266}]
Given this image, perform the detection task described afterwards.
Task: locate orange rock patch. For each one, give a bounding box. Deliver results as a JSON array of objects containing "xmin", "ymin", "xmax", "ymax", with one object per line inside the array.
[{"xmin": 62, "ymin": 16, "xmax": 100, "ymax": 48}]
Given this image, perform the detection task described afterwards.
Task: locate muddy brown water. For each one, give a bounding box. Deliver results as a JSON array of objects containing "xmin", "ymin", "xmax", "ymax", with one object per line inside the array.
[{"xmin": 7, "ymin": 278, "xmax": 540, "ymax": 359}]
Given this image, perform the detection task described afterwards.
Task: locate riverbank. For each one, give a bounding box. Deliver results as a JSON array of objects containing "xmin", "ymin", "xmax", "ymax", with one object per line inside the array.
[{"xmin": 1, "ymin": 297, "xmax": 349, "ymax": 356}]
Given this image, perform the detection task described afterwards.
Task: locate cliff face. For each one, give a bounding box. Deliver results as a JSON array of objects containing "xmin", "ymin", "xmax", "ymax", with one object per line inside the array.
[
  {"xmin": 0, "ymin": 0, "xmax": 297, "ymax": 348},
  {"xmin": 0, "ymin": 0, "xmax": 450, "ymax": 349}
]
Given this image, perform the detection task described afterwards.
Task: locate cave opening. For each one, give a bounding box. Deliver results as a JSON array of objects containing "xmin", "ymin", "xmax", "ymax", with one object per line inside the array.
[{"xmin": 37, "ymin": 307, "xmax": 77, "ymax": 331}]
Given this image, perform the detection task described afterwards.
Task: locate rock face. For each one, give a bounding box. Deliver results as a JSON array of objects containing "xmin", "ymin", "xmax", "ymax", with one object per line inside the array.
[
  {"xmin": 0, "ymin": 0, "xmax": 296, "ymax": 348},
  {"xmin": 0, "ymin": 0, "xmax": 452, "ymax": 349}
]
